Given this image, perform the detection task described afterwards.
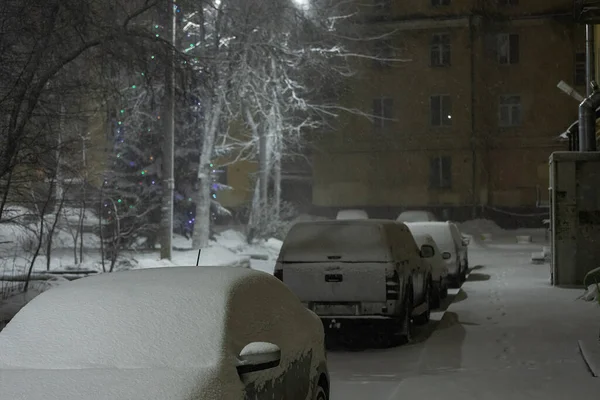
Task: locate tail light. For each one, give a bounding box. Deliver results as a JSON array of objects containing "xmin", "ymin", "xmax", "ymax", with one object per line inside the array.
[
  {"xmin": 385, "ymin": 269, "xmax": 400, "ymax": 300},
  {"xmin": 274, "ymin": 261, "xmax": 283, "ymax": 281}
]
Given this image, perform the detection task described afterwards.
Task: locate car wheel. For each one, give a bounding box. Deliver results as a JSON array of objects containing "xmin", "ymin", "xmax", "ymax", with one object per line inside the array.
[
  {"xmin": 460, "ymin": 263, "xmax": 468, "ymax": 282},
  {"xmin": 440, "ymin": 278, "xmax": 449, "ymax": 298},
  {"xmin": 315, "ymin": 384, "xmax": 328, "ymax": 400},
  {"xmin": 413, "ymin": 280, "xmax": 431, "ymax": 325},
  {"xmin": 398, "ymin": 288, "xmax": 414, "ymax": 344}
]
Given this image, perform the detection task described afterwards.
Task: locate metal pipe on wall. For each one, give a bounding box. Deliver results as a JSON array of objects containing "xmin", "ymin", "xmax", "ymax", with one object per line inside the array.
[
  {"xmin": 586, "ymin": 24, "xmax": 595, "ymax": 97},
  {"xmin": 579, "ymin": 25, "xmax": 598, "ymax": 152}
]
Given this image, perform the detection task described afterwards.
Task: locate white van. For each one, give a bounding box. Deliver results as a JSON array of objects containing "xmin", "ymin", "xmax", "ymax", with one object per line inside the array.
[
  {"xmin": 405, "ymin": 221, "xmax": 468, "ymax": 287},
  {"xmin": 412, "ymin": 233, "xmax": 448, "ymax": 308},
  {"xmin": 275, "ymin": 220, "xmax": 434, "ymax": 345}
]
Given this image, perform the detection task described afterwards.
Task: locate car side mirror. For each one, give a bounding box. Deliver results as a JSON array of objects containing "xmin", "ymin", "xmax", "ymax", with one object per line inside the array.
[
  {"xmin": 461, "ymin": 237, "xmax": 470, "ymax": 246},
  {"xmin": 420, "ymin": 244, "xmax": 435, "ymax": 258},
  {"xmin": 442, "ymin": 252, "xmax": 452, "ymax": 260},
  {"xmin": 236, "ymin": 342, "xmax": 281, "ymax": 375}
]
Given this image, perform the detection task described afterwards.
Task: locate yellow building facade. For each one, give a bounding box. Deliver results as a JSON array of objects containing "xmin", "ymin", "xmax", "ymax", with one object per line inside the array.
[{"xmin": 311, "ymin": 0, "xmax": 583, "ymax": 220}]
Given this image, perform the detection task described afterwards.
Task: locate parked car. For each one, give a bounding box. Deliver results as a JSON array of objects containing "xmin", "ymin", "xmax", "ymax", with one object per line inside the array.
[
  {"xmin": 405, "ymin": 221, "xmax": 469, "ymax": 287},
  {"xmin": 0, "ymin": 266, "xmax": 330, "ymax": 400},
  {"xmin": 336, "ymin": 209, "xmax": 368, "ymax": 220},
  {"xmin": 412, "ymin": 233, "xmax": 449, "ymax": 308},
  {"xmin": 396, "ymin": 210, "xmax": 438, "ymax": 223},
  {"xmin": 274, "ymin": 219, "xmax": 434, "ymax": 346}
]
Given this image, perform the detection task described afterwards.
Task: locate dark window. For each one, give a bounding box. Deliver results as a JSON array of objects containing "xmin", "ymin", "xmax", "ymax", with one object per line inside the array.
[
  {"xmin": 576, "ymin": 52, "xmax": 586, "ymax": 86},
  {"xmin": 430, "ymin": 95, "xmax": 452, "ymax": 126},
  {"xmin": 430, "ymin": 156, "xmax": 452, "ymax": 189},
  {"xmin": 498, "ymin": 0, "xmax": 518, "ymax": 5},
  {"xmin": 373, "ymin": 39, "xmax": 392, "ymax": 67},
  {"xmin": 373, "ymin": 97, "xmax": 394, "ymax": 129},
  {"xmin": 431, "ymin": 34, "xmax": 451, "ymax": 67},
  {"xmin": 432, "ymin": 0, "xmax": 451, "ymax": 5},
  {"xmin": 499, "ymin": 95, "xmax": 522, "ymax": 127},
  {"xmin": 498, "ymin": 34, "xmax": 519, "ymax": 64}
]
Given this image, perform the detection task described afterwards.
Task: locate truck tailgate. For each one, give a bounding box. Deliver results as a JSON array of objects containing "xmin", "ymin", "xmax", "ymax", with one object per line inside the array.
[{"xmin": 283, "ymin": 263, "xmax": 388, "ymax": 302}]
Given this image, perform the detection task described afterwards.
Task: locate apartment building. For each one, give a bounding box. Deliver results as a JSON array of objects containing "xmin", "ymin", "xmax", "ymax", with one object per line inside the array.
[{"xmin": 311, "ymin": 0, "xmax": 584, "ymax": 224}]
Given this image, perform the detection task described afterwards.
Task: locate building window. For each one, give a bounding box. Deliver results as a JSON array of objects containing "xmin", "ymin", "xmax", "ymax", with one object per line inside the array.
[
  {"xmin": 373, "ymin": 39, "xmax": 392, "ymax": 67},
  {"xmin": 373, "ymin": 97, "xmax": 394, "ymax": 129},
  {"xmin": 499, "ymin": 95, "xmax": 522, "ymax": 127},
  {"xmin": 575, "ymin": 52, "xmax": 586, "ymax": 86},
  {"xmin": 498, "ymin": 34, "xmax": 519, "ymax": 64},
  {"xmin": 431, "ymin": 34, "xmax": 451, "ymax": 67},
  {"xmin": 430, "ymin": 156, "xmax": 452, "ymax": 189},
  {"xmin": 432, "ymin": 0, "xmax": 451, "ymax": 5},
  {"xmin": 430, "ymin": 95, "xmax": 452, "ymax": 126},
  {"xmin": 498, "ymin": 0, "xmax": 518, "ymax": 5}
]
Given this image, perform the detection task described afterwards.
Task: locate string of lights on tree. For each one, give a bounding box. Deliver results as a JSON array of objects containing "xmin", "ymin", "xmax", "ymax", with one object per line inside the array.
[{"xmin": 102, "ymin": 7, "xmax": 226, "ymax": 230}]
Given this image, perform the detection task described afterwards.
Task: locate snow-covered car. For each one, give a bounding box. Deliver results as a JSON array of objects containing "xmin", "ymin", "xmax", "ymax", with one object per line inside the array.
[
  {"xmin": 275, "ymin": 219, "xmax": 434, "ymax": 346},
  {"xmin": 396, "ymin": 210, "xmax": 438, "ymax": 223},
  {"xmin": 412, "ymin": 233, "xmax": 449, "ymax": 308},
  {"xmin": 405, "ymin": 221, "xmax": 468, "ymax": 287},
  {"xmin": 335, "ymin": 209, "xmax": 368, "ymax": 220},
  {"xmin": 0, "ymin": 266, "xmax": 330, "ymax": 400}
]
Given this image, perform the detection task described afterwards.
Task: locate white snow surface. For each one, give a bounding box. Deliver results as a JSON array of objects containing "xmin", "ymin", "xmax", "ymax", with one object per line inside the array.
[
  {"xmin": 0, "ymin": 265, "xmax": 325, "ymax": 400},
  {"xmin": 328, "ymin": 227, "xmax": 600, "ymax": 399},
  {"xmin": 279, "ymin": 220, "xmax": 391, "ymax": 262},
  {"xmin": 0, "ymin": 267, "xmax": 245, "ymax": 369}
]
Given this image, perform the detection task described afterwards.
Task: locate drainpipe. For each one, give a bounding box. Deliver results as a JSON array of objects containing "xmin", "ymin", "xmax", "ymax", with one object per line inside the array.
[
  {"xmin": 579, "ymin": 81, "xmax": 600, "ymax": 152},
  {"xmin": 586, "ymin": 25, "xmax": 595, "ymax": 97}
]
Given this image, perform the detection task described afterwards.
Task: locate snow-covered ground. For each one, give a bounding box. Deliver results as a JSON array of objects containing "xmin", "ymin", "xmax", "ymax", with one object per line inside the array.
[
  {"xmin": 0, "ymin": 207, "xmax": 281, "ymax": 322},
  {"xmin": 329, "ymin": 223, "xmax": 600, "ymax": 399}
]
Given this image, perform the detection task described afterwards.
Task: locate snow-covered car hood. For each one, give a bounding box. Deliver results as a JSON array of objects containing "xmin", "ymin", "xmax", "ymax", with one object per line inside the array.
[{"xmin": 0, "ymin": 366, "xmax": 242, "ymax": 400}]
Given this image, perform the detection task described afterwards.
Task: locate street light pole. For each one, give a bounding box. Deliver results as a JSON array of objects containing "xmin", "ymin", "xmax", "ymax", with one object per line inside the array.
[{"xmin": 160, "ymin": 0, "xmax": 176, "ymax": 260}]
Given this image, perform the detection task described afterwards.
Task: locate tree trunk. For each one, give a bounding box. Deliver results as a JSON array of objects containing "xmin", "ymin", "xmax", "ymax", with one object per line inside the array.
[
  {"xmin": 192, "ymin": 96, "xmax": 222, "ymax": 250},
  {"xmin": 259, "ymin": 128, "xmax": 268, "ymax": 208},
  {"xmin": 192, "ymin": 165, "xmax": 212, "ymax": 249},
  {"xmin": 273, "ymin": 151, "xmax": 282, "ymax": 218},
  {"xmin": 247, "ymin": 177, "xmax": 261, "ymax": 243}
]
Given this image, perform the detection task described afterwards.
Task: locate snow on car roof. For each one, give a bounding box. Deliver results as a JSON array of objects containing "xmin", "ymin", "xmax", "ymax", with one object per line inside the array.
[
  {"xmin": 280, "ymin": 219, "xmax": 398, "ymax": 262},
  {"xmin": 0, "ymin": 266, "xmax": 264, "ymax": 370}
]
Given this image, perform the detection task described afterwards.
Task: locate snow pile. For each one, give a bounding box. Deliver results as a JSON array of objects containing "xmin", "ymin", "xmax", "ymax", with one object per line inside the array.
[
  {"xmin": 579, "ymin": 284, "xmax": 599, "ymax": 303},
  {"xmin": 459, "ymin": 219, "xmax": 504, "ymax": 236}
]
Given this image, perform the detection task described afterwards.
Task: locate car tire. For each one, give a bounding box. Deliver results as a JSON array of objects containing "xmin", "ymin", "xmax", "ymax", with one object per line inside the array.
[
  {"xmin": 440, "ymin": 279, "xmax": 448, "ymax": 298},
  {"xmin": 315, "ymin": 384, "xmax": 328, "ymax": 400},
  {"xmin": 460, "ymin": 263, "xmax": 468, "ymax": 282},
  {"xmin": 398, "ymin": 288, "xmax": 414, "ymax": 344},
  {"xmin": 413, "ymin": 280, "xmax": 431, "ymax": 325}
]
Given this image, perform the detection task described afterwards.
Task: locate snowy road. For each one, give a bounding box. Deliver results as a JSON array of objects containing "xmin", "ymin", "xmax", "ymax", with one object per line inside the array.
[{"xmin": 327, "ymin": 236, "xmax": 600, "ymax": 399}]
